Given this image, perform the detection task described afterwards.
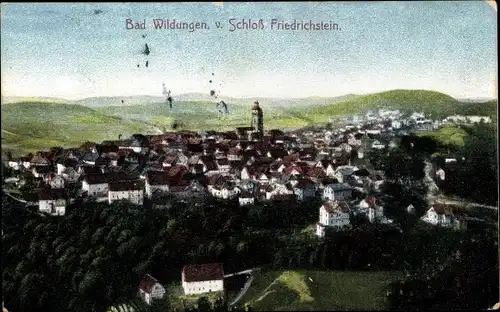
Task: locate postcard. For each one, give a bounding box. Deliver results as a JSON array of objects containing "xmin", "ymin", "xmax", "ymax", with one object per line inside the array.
[{"xmin": 1, "ymin": 2, "xmax": 498, "ymax": 312}]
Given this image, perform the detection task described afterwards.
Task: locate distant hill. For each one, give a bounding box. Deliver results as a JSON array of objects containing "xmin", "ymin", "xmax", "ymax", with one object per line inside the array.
[
  {"xmin": 307, "ymin": 90, "xmax": 497, "ymax": 123},
  {"xmin": 1, "ymin": 96, "xmax": 71, "ymax": 104},
  {"xmin": 75, "ymin": 95, "xmax": 166, "ymax": 107},
  {"xmin": 1, "ymin": 102, "xmax": 155, "ymax": 156},
  {"xmin": 61, "ymin": 93, "xmax": 361, "ymax": 108}
]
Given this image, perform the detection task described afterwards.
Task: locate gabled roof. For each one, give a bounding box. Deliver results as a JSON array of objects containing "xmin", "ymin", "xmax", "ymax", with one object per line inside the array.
[
  {"xmin": 139, "ymin": 274, "xmax": 161, "ymax": 294},
  {"xmin": 109, "ymin": 181, "xmax": 143, "ymax": 192},
  {"xmin": 363, "ymin": 196, "xmax": 378, "ymax": 209},
  {"xmin": 38, "ymin": 188, "xmax": 68, "ymax": 201},
  {"xmin": 145, "ymin": 171, "xmax": 170, "ymax": 186},
  {"xmin": 182, "ymin": 263, "xmax": 224, "ymax": 282},
  {"xmin": 294, "ymin": 178, "xmax": 315, "ymax": 189},
  {"xmin": 323, "ymin": 200, "xmax": 350, "ymax": 214},
  {"xmin": 30, "ymin": 154, "xmax": 50, "ymax": 165}
]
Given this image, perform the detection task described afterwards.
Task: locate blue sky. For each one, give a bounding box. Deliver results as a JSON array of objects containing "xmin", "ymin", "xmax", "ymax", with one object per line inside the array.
[{"xmin": 1, "ymin": 2, "xmax": 497, "ymax": 99}]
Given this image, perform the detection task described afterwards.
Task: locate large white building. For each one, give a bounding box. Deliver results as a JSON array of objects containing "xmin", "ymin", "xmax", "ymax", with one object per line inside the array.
[
  {"xmin": 38, "ymin": 189, "xmax": 67, "ymax": 216},
  {"xmin": 138, "ymin": 274, "xmax": 165, "ymax": 305},
  {"xmin": 108, "ymin": 181, "xmax": 144, "ymax": 205},
  {"xmin": 316, "ymin": 200, "xmax": 351, "ymax": 237},
  {"xmin": 323, "ymin": 183, "xmax": 354, "ymax": 201},
  {"xmin": 144, "ymin": 171, "xmax": 170, "ymax": 198},
  {"xmin": 81, "ymin": 174, "xmax": 109, "ymax": 197},
  {"xmin": 182, "ymin": 263, "xmax": 224, "ymax": 296}
]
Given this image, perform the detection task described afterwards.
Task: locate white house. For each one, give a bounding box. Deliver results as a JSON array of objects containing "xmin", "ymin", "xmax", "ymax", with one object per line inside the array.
[
  {"xmin": 61, "ymin": 167, "xmax": 80, "ymax": 183},
  {"xmin": 144, "ymin": 171, "xmax": 170, "ymax": 199},
  {"xmin": 339, "ymin": 143, "xmax": 353, "ymax": 153},
  {"xmin": 316, "ymin": 200, "xmax": 351, "ymax": 237},
  {"xmin": 436, "ymin": 168, "xmax": 445, "ymax": 181},
  {"xmin": 238, "ymin": 194, "xmax": 255, "ymax": 206},
  {"xmin": 8, "ymin": 160, "xmax": 21, "ymax": 171},
  {"xmin": 358, "ymin": 196, "xmax": 385, "ymax": 223},
  {"xmin": 366, "ymin": 129, "xmax": 381, "ymax": 135},
  {"xmin": 46, "ymin": 174, "xmax": 65, "ymax": 189},
  {"xmin": 357, "ymin": 148, "xmax": 364, "ymax": 159},
  {"xmin": 293, "ymin": 179, "xmax": 316, "ymax": 201},
  {"xmin": 138, "ymin": 274, "xmax": 165, "ymax": 305},
  {"xmin": 421, "ymin": 203, "xmax": 461, "ymax": 228},
  {"xmin": 38, "ymin": 190, "xmax": 67, "ymax": 216},
  {"xmin": 371, "ymin": 140, "xmax": 386, "ymax": 149},
  {"xmin": 82, "ymin": 174, "xmax": 109, "ymax": 198},
  {"xmin": 265, "ymin": 183, "xmax": 294, "ymax": 200},
  {"xmin": 108, "ymin": 181, "xmax": 144, "ymax": 205},
  {"xmin": 391, "ymin": 120, "xmax": 403, "ymax": 129},
  {"xmin": 182, "ymin": 263, "xmax": 224, "ymax": 296},
  {"xmin": 323, "ymin": 183, "xmax": 354, "ymax": 201},
  {"xmin": 210, "ymin": 184, "xmax": 241, "ymax": 200},
  {"xmin": 334, "ymin": 166, "xmax": 357, "ymax": 183},
  {"xmin": 216, "ymin": 158, "xmax": 231, "ymax": 173}
]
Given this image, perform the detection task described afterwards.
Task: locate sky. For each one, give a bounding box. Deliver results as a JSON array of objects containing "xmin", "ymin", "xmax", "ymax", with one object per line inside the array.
[{"xmin": 0, "ymin": 2, "xmax": 497, "ymax": 100}]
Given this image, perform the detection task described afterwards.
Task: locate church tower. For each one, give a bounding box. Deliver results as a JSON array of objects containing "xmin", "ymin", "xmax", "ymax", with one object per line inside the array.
[{"xmin": 251, "ymin": 101, "xmax": 264, "ymax": 135}]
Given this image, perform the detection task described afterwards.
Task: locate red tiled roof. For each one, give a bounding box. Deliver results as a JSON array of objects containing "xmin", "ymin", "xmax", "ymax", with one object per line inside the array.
[
  {"xmin": 145, "ymin": 171, "xmax": 170, "ymax": 186},
  {"xmin": 182, "ymin": 263, "xmax": 224, "ymax": 282},
  {"xmin": 284, "ymin": 166, "xmax": 303, "ymax": 176},
  {"xmin": 294, "ymin": 178, "xmax": 315, "ymax": 189},
  {"xmin": 364, "ymin": 196, "xmax": 378, "ymax": 209},
  {"xmin": 84, "ymin": 172, "xmax": 137, "ymax": 184},
  {"xmin": 30, "ymin": 155, "xmax": 50, "ymax": 165},
  {"xmin": 228, "ymin": 148, "xmax": 244, "ymax": 156},
  {"xmin": 139, "ymin": 274, "xmax": 160, "ymax": 294},
  {"xmin": 165, "ymin": 165, "xmax": 189, "ymax": 179},
  {"xmin": 38, "ymin": 189, "xmax": 68, "ymax": 201},
  {"xmin": 109, "ymin": 181, "xmax": 143, "ymax": 192},
  {"xmin": 323, "ymin": 200, "xmax": 350, "ymax": 214},
  {"xmin": 306, "ymin": 167, "xmax": 326, "ymax": 179}
]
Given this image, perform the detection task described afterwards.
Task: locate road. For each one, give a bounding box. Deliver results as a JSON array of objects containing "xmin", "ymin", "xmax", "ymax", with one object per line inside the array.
[
  {"xmin": 438, "ymin": 198, "xmax": 498, "ymax": 210},
  {"xmin": 229, "ymin": 275, "xmax": 254, "ymax": 306},
  {"xmin": 224, "ymin": 268, "xmax": 260, "ymax": 278},
  {"xmin": 225, "ymin": 268, "xmax": 261, "ymax": 307}
]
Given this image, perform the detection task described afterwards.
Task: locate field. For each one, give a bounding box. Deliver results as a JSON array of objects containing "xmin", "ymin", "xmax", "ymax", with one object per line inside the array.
[
  {"xmin": 1, "ymin": 102, "xmax": 153, "ymax": 156},
  {"xmin": 241, "ymin": 270, "xmax": 402, "ymax": 311},
  {"xmin": 2, "ymin": 90, "xmax": 496, "ymax": 157},
  {"xmin": 418, "ymin": 125, "xmax": 469, "ymax": 148}
]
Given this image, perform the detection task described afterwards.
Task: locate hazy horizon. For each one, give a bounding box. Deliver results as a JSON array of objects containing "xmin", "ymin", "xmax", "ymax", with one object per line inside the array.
[
  {"xmin": 1, "ymin": 89, "xmax": 498, "ymax": 103},
  {"xmin": 1, "ymin": 2, "xmax": 497, "ymax": 100}
]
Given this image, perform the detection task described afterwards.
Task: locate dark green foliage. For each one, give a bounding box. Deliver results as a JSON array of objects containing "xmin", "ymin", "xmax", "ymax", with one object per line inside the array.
[{"xmin": 443, "ymin": 123, "xmax": 498, "ymax": 205}]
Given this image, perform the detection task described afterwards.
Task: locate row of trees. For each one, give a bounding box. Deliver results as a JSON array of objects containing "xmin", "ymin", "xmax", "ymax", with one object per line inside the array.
[
  {"xmin": 388, "ymin": 226, "xmax": 498, "ymax": 310},
  {"xmin": 442, "ymin": 123, "xmax": 498, "ymax": 205}
]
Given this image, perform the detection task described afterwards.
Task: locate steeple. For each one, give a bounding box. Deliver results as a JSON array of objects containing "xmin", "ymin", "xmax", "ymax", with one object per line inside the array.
[{"xmin": 250, "ymin": 101, "xmax": 264, "ymax": 134}]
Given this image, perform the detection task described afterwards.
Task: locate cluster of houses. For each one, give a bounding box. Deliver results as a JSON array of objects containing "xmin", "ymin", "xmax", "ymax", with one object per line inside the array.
[
  {"xmin": 138, "ymin": 263, "xmax": 225, "ymax": 306},
  {"xmin": 4, "ymin": 103, "xmax": 478, "ymax": 307},
  {"xmin": 330, "ymin": 109, "xmax": 491, "ymax": 133}
]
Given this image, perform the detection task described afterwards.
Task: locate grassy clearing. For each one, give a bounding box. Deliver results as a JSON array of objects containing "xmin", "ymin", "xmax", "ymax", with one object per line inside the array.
[
  {"xmin": 418, "ymin": 125, "xmax": 468, "ymax": 148},
  {"xmin": 242, "ymin": 270, "xmax": 402, "ymax": 311},
  {"xmin": 1, "ymin": 102, "xmax": 152, "ymax": 156}
]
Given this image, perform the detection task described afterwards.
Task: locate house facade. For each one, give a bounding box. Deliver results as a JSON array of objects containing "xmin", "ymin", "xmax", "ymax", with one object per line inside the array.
[
  {"xmin": 108, "ymin": 182, "xmax": 144, "ymax": 205},
  {"xmin": 38, "ymin": 190, "xmax": 67, "ymax": 216},
  {"xmin": 181, "ymin": 263, "xmax": 224, "ymax": 296},
  {"xmin": 144, "ymin": 171, "xmax": 170, "ymax": 198},
  {"xmin": 138, "ymin": 274, "xmax": 166, "ymax": 305},
  {"xmin": 323, "ymin": 183, "xmax": 353, "ymax": 201},
  {"xmin": 421, "ymin": 203, "xmax": 461, "ymax": 228},
  {"xmin": 316, "ymin": 200, "xmax": 351, "ymax": 237}
]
